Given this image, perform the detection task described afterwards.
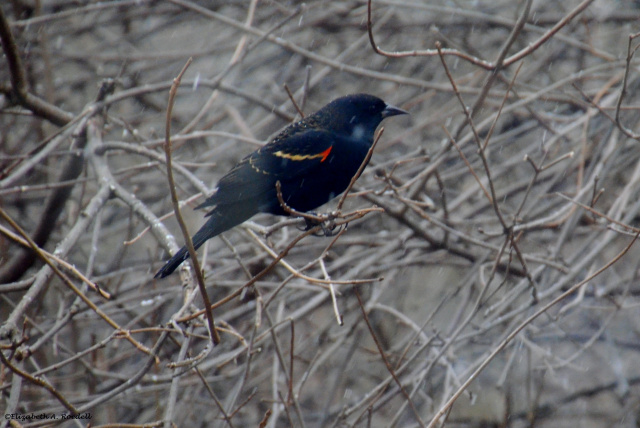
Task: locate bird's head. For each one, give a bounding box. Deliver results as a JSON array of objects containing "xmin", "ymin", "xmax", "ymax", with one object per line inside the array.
[{"xmin": 313, "ymin": 93, "xmax": 408, "ymax": 142}]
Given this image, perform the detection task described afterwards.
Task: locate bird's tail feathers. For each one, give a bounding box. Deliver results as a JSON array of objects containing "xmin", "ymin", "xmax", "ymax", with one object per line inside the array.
[
  {"xmin": 154, "ymin": 246, "xmax": 189, "ymax": 278},
  {"xmin": 154, "ymin": 205, "xmax": 254, "ymax": 278}
]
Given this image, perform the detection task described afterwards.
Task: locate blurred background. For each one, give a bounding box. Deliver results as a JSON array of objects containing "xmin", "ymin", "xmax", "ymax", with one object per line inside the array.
[{"xmin": 2, "ymin": 0, "xmax": 640, "ymax": 426}]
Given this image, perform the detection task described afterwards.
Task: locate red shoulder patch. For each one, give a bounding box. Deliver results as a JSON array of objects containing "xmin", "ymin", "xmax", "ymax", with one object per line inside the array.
[{"xmin": 320, "ymin": 146, "xmax": 332, "ymax": 162}]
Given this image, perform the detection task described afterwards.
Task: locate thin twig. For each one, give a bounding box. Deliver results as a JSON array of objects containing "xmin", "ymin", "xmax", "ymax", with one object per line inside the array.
[
  {"xmin": 427, "ymin": 231, "xmax": 639, "ymax": 427},
  {"xmin": 353, "ymin": 286, "xmax": 426, "ymax": 428},
  {"xmin": 336, "ymin": 127, "xmax": 384, "ymax": 211},
  {"xmin": 163, "ymin": 57, "xmax": 221, "ymax": 345}
]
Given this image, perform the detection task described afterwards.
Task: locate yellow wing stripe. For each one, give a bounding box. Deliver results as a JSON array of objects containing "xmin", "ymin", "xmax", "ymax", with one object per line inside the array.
[{"xmin": 274, "ymin": 146, "xmax": 332, "ymax": 162}]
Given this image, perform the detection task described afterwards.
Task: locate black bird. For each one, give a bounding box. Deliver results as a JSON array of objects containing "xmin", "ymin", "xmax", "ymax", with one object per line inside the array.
[{"xmin": 155, "ymin": 93, "xmax": 407, "ymax": 278}]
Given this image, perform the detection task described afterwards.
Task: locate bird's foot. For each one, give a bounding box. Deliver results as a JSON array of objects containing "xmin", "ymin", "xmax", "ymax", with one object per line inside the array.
[{"xmin": 302, "ymin": 213, "xmax": 344, "ymax": 237}]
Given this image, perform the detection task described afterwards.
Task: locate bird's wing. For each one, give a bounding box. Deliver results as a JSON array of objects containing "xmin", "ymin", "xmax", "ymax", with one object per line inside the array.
[
  {"xmin": 256, "ymin": 129, "xmax": 336, "ymax": 178},
  {"xmin": 196, "ymin": 129, "xmax": 336, "ymax": 210}
]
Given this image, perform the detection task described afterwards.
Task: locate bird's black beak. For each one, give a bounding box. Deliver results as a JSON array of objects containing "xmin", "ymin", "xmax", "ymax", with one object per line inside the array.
[{"xmin": 381, "ymin": 103, "xmax": 409, "ymax": 118}]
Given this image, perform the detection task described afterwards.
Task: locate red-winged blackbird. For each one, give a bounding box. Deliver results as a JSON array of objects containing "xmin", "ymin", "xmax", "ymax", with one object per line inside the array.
[{"xmin": 155, "ymin": 93, "xmax": 407, "ymax": 278}]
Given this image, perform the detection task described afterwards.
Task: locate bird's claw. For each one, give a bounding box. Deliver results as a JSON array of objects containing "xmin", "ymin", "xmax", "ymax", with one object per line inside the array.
[{"xmin": 301, "ymin": 215, "xmax": 345, "ymax": 236}]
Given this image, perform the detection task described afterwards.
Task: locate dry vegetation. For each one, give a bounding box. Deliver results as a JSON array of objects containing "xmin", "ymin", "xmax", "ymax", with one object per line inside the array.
[{"xmin": 2, "ymin": 0, "xmax": 640, "ymax": 427}]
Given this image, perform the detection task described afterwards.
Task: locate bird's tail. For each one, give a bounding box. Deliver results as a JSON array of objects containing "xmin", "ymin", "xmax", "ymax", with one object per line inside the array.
[{"xmin": 154, "ymin": 206, "xmax": 253, "ymax": 278}]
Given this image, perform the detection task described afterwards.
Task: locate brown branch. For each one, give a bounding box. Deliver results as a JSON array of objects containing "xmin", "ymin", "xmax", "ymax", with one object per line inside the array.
[
  {"xmin": 163, "ymin": 57, "xmax": 221, "ymax": 345},
  {"xmin": 367, "ymin": 0, "xmax": 493, "ymax": 69},
  {"xmin": 0, "ymin": 205, "xmax": 150, "ymax": 355},
  {"xmin": 353, "ymin": 286, "xmax": 426, "ymax": 428},
  {"xmin": 176, "ymin": 225, "xmax": 322, "ymax": 323},
  {"xmin": 284, "ymin": 84, "xmax": 304, "ymax": 118},
  {"xmin": 367, "ymin": 0, "xmax": 596, "ymax": 71},
  {"xmin": 0, "ymin": 7, "xmax": 72, "ymax": 126},
  {"xmin": 614, "ymin": 32, "xmax": 640, "ymax": 140},
  {"xmin": 0, "ymin": 223, "xmax": 110, "ymax": 299},
  {"xmin": 336, "ymin": 127, "xmax": 384, "ymax": 211},
  {"xmin": 436, "ymin": 41, "xmax": 508, "ymax": 229},
  {"xmin": 427, "ymin": 231, "xmax": 639, "ymax": 427},
  {"xmin": 0, "ymin": 349, "xmax": 79, "ymax": 414}
]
